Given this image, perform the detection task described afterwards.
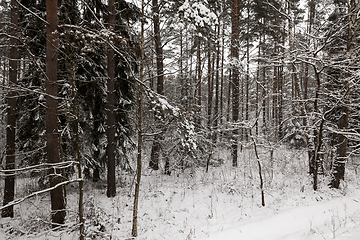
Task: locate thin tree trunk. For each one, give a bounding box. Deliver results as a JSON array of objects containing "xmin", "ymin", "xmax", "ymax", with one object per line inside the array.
[
  {"xmin": 304, "ymin": 0, "xmax": 314, "ymax": 102},
  {"xmin": 253, "ymin": 138, "xmax": 265, "ymax": 207},
  {"xmin": 2, "ymin": 0, "xmax": 18, "ymax": 218},
  {"xmin": 180, "ymin": 27, "xmax": 185, "ymax": 108},
  {"xmin": 205, "ymin": 40, "xmax": 214, "ymax": 171},
  {"xmin": 227, "ymin": 70, "xmax": 232, "ymax": 122},
  {"xmin": 214, "ymin": 23, "xmax": 220, "ymax": 142},
  {"xmin": 195, "ymin": 28, "xmax": 202, "ymax": 130},
  {"xmin": 272, "ymin": 17, "xmax": 279, "ymax": 141},
  {"xmin": 197, "ymin": 28, "xmax": 202, "ymax": 108},
  {"xmin": 46, "ymin": 0, "xmax": 66, "ymax": 226},
  {"xmin": 69, "ymin": 62, "xmax": 85, "ymax": 240},
  {"xmin": 207, "ymin": 41, "xmax": 213, "ymax": 129},
  {"xmin": 92, "ymin": 120, "xmax": 101, "ymax": 182},
  {"xmin": 220, "ymin": 23, "xmax": 225, "ymax": 126},
  {"xmin": 278, "ymin": 20, "xmax": 285, "ymax": 140},
  {"xmin": 107, "ymin": 0, "xmax": 116, "ymax": 198},
  {"xmin": 262, "ymin": 22, "xmax": 267, "ymax": 134},
  {"xmin": 245, "ymin": 4, "xmax": 250, "ymax": 141},
  {"xmin": 255, "ymin": 29, "xmax": 261, "ymax": 136},
  {"xmin": 132, "ymin": 0, "xmax": 144, "ymax": 236}
]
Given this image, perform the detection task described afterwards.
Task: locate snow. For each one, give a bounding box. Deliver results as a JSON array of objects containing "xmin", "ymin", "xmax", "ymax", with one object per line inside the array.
[
  {"xmin": 206, "ymin": 197, "xmax": 360, "ymax": 240},
  {"xmin": 157, "ymin": 96, "xmax": 179, "ymax": 115},
  {"xmin": 1, "ymin": 148, "xmax": 360, "ymax": 239},
  {"xmin": 178, "ymin": 0, "xmax": 218, "ymax": 28}
]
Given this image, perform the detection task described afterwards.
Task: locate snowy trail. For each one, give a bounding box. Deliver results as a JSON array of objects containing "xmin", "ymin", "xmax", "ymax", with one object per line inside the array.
[{"xmin": 204, "ymin": 196, "xmax": 360, "ymax": 240}]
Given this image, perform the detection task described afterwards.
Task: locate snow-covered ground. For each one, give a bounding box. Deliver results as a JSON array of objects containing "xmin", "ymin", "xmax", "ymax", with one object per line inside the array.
[
  {"xmin": 1, "ymin": 147, "xmax": 360, "ymax": 239},
  {"xmin": 206, "ymin": 195, "xmax": 360, "ymax": 240}
]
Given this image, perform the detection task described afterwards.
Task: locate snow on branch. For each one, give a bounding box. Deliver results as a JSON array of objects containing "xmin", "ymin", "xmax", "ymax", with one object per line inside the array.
[
  {"xmin": 178, "ymin": 0, "xmax": 218, "ymax": 28},
  {"xmin": 0, "ymin": 178, "xmax": 82, "ymax": 211},
  {"xmin": 0, "ymin": 161, "xmax": 79, "ymax": 177}
]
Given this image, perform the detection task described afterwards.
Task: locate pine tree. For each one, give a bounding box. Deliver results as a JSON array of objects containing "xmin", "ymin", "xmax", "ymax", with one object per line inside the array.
[
  {"xmin": 2, "ymin": 0, "xmax": 18, "ymax": 218},
  {"xmin": 106, "ymin": 0, "xmax": 116, "ymax": 198},
  {"xmin": 330, "ymin": 0, "xmax": 359, "ymax": 188},
  {"xmin": 231, "ymin": 0, "xmax": 240, "ymax": 167},
  {"xmin": 45, "ymin": 0, "xmax": 66, "ymax": 226},
  {"xmin": 149, "ymin": 0, "xmax": 165, "ymax": 172}
]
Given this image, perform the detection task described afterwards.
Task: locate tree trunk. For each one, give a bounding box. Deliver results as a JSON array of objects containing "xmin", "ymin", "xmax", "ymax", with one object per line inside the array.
[
  {"xmin": 220, "ymin": 23, "xmax": 225, "ymax": 126},
  {"xmin": 149, "ymin": 0, "xmax": 164, "ymax": 171},
  {"xmin": 227, "ymin": 70, "xmax": 232, "ymax": 123},
  {"xmin": 2, "ymin": 0, "xmax": 18, "ymax": 218},
  {"xmin": 261, "ymin": 22, "xmax": 267, "ymax": 135},
  {"xmin": 93, "ymin": 120, "xmax": 101, "ymax": 182},
  {"xmin": 330, "ymin": 1, "xmax": 357, "ymax": 188},
  {"xmin": 255, "ymin": 29, "xmax": 261, "ymax": 136},
  {"xmin": 231, "ymin": 0, "xmax": 240, "ymax": 167},
  {"xmin": 273, "ymin": 18, "xmax": 279, "ymax": 141},
  {"xmin": 214, "ymin": 23, "xmax": 220, "ymax": 142},
  {"xmin": 46, "ymin": 0, "xmax": 66, "ymax": 226},
  {"xmin": 106, "ymin": 0, "xmax": 116, "ymax": 198},
  {"xmin": 69, "ymin": 57, "xmax": 85, "ymax": 240},
  {"xmin": 245, "ymin": 5, "xmax": 250, "ymax": 142},
  {"xmin": 207, "ymin": 41, "xmax": 213, "ymax": 129},
  {"xmin": 330, "ymin": 103, "xmax": 350, "ymax": 188},
  {"xmin": 132, "ymin": 0, "xmax": 144, "ymax": 236},
  {"xmin": 197, "ymin": 29, "xmax": 202, "ymax": 108}
]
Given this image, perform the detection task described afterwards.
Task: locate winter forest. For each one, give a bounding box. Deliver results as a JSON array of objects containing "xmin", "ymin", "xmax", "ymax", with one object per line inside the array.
[{"xmin": 1, "ymin": 0, "xmax": 360, "ymax": 239}]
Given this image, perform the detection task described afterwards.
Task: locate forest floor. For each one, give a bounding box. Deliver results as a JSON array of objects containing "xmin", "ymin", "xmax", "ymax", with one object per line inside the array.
[{"xmin": 1, "ymin": 147, "xmax": 360, "ymax": 239}]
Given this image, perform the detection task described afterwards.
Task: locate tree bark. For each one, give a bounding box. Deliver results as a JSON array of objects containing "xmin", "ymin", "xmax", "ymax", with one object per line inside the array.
[
  {"xmin": 197, "ymin": 29, "xmax": 202, "ymax": 108},
  {"xmin": 2, "ymin": 0, "xmax": 18, "ymax": 218},
  {"xmin": 231, "ymin": 0, "xmax": 240, "ymax": 167},
  {"xmin": 69, "ymin": 57, "xmax": 85, "ymax": 240},
  {"xmin": 220, "ymin": 23, "xmax": 225, "ymax": 126},
  {"xmin": 92, "ymin": 120, "xmax": 101, "ymax": 182},
  {"xmin": 273, "ymin": 17, "xmax": 279, "ymax": 141},
  {"xmin": 207, "ymin": 41, "xmax": 213, "ymax": 129},
  {"xmin": 330, "ymin": 0, "xmax": 357, "ymax": 188},
  {"xmin": 46, "ymin": 0, "xmax": 66, "ymax": 226},
  {"xmin": 214, "ymin": 23, "xmax": 220, "ymax": 142},
  {"xmin": 245, "ymin": 4, "xmax": 250, "ymax": 142},
  {"xmin": 149, "ymin": 0, "xmax": 164, "ymax": 171},
  {"xmin": 106, "ymin": 0, "xmax": 116, "ymax": 197},
  {"xmin": 132, "ymin": 0, "xmax": 144, "ymax": 236}
]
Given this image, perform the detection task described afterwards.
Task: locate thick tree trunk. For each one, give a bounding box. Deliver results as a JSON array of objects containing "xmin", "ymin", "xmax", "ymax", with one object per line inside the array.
[
  {"xmin": 330, "ymin": 103, "xmax": 350, "ymax": 188},
  {"xmin": 330, "ymin": 1, "xmax": 357, "ymax": 188},
  {"xmin": 46, "ymin": 0, "xmax": 66, "ymax": 226},
  {"xmin": 2, "ymin": 0, "xmax": 18, "ymax": 218},
  {"xmin": 106, "ymin": 0, "xmax": 116, "ymax": 197},
  {"xmin": 149, "ymin": 0, "xmax": 164, "ymax": 171},
  {"xmin": 149, "ymin": 140, "xmax": 160, "ymax": 170},
  {"xmin": 153, "ymin": 0, "xmax": 164, "ymax": 95},
  {"xmin": 231, "ymin": 0, "xmax": 240, "ymax": 167}
]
